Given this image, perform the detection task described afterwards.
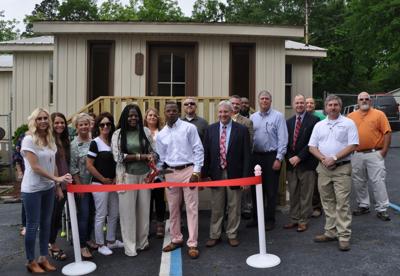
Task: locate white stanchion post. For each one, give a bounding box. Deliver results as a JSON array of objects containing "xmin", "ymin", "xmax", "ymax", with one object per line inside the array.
[
  {"xmin": 246, "ymin": 165, "xmax": 281, "ymax": 268},
  {"xmin": 62, "ymin": 192, "xmax": 97, "ymax": 276}
]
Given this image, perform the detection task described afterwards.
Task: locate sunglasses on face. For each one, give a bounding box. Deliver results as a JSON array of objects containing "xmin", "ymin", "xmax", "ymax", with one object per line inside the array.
[
  {"xmin": 359, "ymin": 98, "xmax": 370, "ymax": 101},
  {"xmin": 184, "ymin": 102, "xmax": 196, "ymax": 106},
  {"xmin": 36, "ymin": 116, "xmax": 48, "ymax": 121},
  {"xmin": 99, "ymin": 122, "xmax": 112, "ymax": 128}
]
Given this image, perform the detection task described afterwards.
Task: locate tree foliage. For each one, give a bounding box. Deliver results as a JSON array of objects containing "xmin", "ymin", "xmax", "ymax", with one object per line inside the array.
[
  {"xmin": 98, "ymin": 0, "xmax": 139, "ymax": 21},
  {"xmin": 192, "ymin": 0, "xmax": 224, "ymax": 22},
  {"xmin": 137, "ymin": 0, "xmax": 185, "ymax": 21},
  {"xmin": 23, "ymin": 0, "xmax": 60, "ymax": 37},
  {"xmin": 0, "ymin": 11, "xmax": 19, "ymax": 41},
  {"xmin": 58, "ymin": 0, "xmax": 99, "ymax": 20}
]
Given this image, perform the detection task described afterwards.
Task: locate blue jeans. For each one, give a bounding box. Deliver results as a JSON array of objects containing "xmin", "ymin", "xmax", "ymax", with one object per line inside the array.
[
  {"xmin": 76, "ymin": 193, "xmax": 94, "ymax": 247},
  {"xmin": 22, "ymin": 188, "xmax": 55, "ymax": 261}
]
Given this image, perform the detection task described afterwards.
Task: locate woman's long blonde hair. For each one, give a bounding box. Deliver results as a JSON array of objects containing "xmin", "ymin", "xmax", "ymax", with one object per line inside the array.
[{"xmin": 27, "ymin": 107, "xmax": 56, "ymax": 150}]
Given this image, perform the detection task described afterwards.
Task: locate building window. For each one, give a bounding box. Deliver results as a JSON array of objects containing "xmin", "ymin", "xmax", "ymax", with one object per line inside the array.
[
  {"xmin": 285, "ymin": 64, "xmax": 292, "ymax": 106},
  {"xmin": 49, "ymin": 57, "xmax": 54, "ymax": 105},
  {"xmin": 148, "ymin": 44, "xmax": 196, "ymax": 97}
]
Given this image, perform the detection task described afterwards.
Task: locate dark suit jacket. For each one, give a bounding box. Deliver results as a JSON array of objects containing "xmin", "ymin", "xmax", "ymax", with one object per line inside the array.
[
  {"xmin": 202, "ymin": 121, "xmax": 251, "ymax": 189},
  {"xmin": 286, "ymin": 112, "xmax": 320, "ymax": 171}
]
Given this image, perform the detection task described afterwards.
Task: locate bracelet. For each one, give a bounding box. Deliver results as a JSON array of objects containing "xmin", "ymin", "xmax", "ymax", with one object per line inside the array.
[
  {"xmin": 192, "ymin": 172, "xmax": 200, "ymax": 178},
  {"xmin": 135, "ymin": 153, "xmax": 140, "ymax": 160}
]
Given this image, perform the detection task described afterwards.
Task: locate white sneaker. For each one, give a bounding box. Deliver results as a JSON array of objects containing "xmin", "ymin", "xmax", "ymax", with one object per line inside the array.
[
  {"xmin": 98, "ymin": 245, "xmax": 113, "ymax": 256},
  {"xmin": 107, "ymin": 240, "xmax": 124, "ymax": 249}
]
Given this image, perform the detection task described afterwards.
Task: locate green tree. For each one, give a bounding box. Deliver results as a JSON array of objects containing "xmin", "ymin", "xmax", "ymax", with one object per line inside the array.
[
  {"xmin": 0, "ymin": 11, "xmax": 19, "ymax": 41},
  {"xmin": 23, "ymin": 0, "xmax": 60, "ymax": 37},
  {"xmin": 98, "ymin": 0, "xmax": 139, "ymax": 21},
  {"xmin": 192, "ymin": 0, "xmax": 225, "ymax": 22},
  {"xmin": 58, "ymin": 0, "xmax": 99, "ymax": 20},
  {"xmin": 137, "ymin": 0, "xmax": 185, "ymax": 21}
]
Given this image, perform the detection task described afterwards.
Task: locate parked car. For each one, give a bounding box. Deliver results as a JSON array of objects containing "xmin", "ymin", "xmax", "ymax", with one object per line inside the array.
[{"xmin": 343, "ymin": 94, "xmax": 400, "ymax": 131}]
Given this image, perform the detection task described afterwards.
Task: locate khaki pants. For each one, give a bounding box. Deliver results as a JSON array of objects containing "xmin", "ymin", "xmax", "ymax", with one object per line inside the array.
[
  {"xmin": 118, "ymin": 173, "xmax": 151, "ymax": 257},
  {"xmin": 287, "ymin": 168, "xmax": 315, "ymax": 224},
  {"xmin": 351, "ymin": 151, "xmax": 389, "ymax": 212},
  {"xmin": 317, "ymin": 163, "xmax": 352, "ymax": 242}
]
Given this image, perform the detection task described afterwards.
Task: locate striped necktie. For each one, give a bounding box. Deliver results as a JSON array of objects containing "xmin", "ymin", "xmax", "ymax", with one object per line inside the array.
[{"xmin": 292, "ymin": 116, "xmax": 302, "ymax": 151}]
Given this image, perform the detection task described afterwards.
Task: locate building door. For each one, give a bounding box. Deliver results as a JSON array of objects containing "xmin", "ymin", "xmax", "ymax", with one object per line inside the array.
[
  {"xmin": 230, "ymin": 43, "xmax": 255, "ymax": 108},
  {"xmin": 88, "ymin": 41, "xmax": 114, "ymax": 103}
]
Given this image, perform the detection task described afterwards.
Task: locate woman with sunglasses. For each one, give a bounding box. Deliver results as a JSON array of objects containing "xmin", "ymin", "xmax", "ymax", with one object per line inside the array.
[
  {"xmin": 144, "ymin": 107, "xmax": 166, "ymax": 238},
  {"xmin": 86, "ymin": 112, "xmax": 123, "ymax": 255},
  {"xmin": 48, "ymin": 112, "xmax": 71, "ymax": 261},
  {"xmin": 70, "ymin": 113, "xmax": 95, "ymax": 259},
  {"xmin": 21, "ymin": 108, "xmax": 72, "ymax": 273},
  {"xmin": 112, "ymin": 104, "xmax": 156, "ymax": 257}
]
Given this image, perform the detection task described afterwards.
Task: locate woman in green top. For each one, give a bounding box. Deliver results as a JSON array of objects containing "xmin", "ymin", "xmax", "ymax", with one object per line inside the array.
[{"xmin": 111, "ymin": 104, "xmax": 155, "ymax": 257}]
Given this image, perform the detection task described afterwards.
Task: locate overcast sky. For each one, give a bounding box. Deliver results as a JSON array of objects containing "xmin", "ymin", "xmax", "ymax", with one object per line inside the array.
[{"xmin": 1, "ymin": 0, "xmax": 197, "ymax": 32}]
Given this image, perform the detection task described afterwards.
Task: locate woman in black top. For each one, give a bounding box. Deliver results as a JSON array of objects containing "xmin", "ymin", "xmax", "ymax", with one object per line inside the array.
[{"xmin": 86, "ymin": 112, "xmax": 123, "ymax": 256}]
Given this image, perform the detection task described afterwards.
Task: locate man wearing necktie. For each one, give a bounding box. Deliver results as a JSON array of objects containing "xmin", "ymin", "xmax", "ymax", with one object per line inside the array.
[
  {"xmin": 202, "ymin": 101, "xmax": 250, "ymax": 247},
  {"xmin": 284, "ymin": 94, "xmax": 320, "ymax": 232}
]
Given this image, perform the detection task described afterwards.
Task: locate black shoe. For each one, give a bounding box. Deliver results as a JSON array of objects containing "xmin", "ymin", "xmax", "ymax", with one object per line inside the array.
[
  {"xmin": 265, "ymin": 222, "xmax": 275, "ymax": 231},
  {"xmin": 246, "ymin": 220, "xmax": 258, "ymax": 228},
  {"xmin": 377, "ymin": 211, "xmax": 391, "ymax": 221},
  {"xmin": 352, "ymin": 207, "xmax": 370, "ymax": 216}
]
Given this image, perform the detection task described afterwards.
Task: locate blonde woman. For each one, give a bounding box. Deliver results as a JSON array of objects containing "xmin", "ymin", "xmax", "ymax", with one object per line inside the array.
[
  {"xmin": 21, "ymin": 108, "xmax": 72, "ymax": 273},
  {"xmin": 70, "ymin": 113, "xmax": 95, "ymax": 259}
]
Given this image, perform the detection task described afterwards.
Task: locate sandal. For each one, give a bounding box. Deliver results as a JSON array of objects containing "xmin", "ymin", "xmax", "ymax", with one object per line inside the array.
[
  {"xmin": 188, "ymin": 246, "xmax": 199, "ymax": 259},
  {"xmin": 48, "ymin": 247, "xmax": 67, "ymax": 261},
  {"xmin": 81, "ymin": 247, "xmax": 93, "ymax": 260},
  {"xmin": 162, "ymin": 241, "xmax": 183, "ymax": 252},
  {"xmin": 156, "ymin": 222, "xmax": 165, "ymax": 239}
]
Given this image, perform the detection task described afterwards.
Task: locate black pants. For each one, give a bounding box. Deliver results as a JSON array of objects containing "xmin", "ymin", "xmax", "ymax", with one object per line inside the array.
[
  {"xmin": 312, "ymin": 172, "xmax": 322, "ymax": 210},
  {"xmin": 251, "ymin": 152, "xmax": 281, "ymax": 224},
  {"xmin": 150, "ymin": 179, "xmax": 166, "ymax": 222},
  {"xmin": 49, "ymin": 190, "xmax": 67, "ymax": 244}
]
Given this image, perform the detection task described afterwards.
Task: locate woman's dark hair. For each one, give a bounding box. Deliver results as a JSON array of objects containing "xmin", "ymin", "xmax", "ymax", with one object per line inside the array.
[
  {"xmin": 51, "ymin": 112, "xmax": 71, "ymax": 165},
  {"xmin": 93, "ymin": 112, "xmax": 115, "ymax": 143},
  {"xmin": 117, "ymin": 104, "xmax": 151, "ymax": 154}
]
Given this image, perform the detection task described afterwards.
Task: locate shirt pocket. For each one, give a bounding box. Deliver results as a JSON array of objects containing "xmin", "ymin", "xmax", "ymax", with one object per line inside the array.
[{"xmin": 334, "ymin": 126, "xmax": 348, "ymax": 142}]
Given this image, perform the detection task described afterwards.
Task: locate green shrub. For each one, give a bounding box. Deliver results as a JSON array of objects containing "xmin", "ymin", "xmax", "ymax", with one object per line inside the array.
[{"xmin": 12, "ymin": 124, "xmax": 28, "ymax": 147}]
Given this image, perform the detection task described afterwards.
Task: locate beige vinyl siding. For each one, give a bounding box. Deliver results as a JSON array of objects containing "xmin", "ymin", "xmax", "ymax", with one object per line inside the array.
[
  {"xmin": 12, "ymin": 52, "xmax": 52, "ymax": 129},
  {"xmin": 0, "ymin": 71, "xmax": 12, "ymax": 138}
]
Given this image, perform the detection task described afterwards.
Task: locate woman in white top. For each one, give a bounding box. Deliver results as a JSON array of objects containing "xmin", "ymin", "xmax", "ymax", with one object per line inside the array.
[{"xmin": 21, "ymin": 108, "xmax": 72, "ymax": 274}]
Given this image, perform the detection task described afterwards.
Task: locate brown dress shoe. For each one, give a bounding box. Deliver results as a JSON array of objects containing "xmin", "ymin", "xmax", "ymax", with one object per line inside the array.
[
  {"xmin": 26, "ymin": 260, "xmax": 45, "ymax": 274},
  {"xmin": 283, "ymin": 223, "xmax": 298, "ymax": 229},
  {"xmin": 38, "ymin": 259, "xmax": 57, "ymax": 272},
  {"xmin": 206, "ymin": 238, "xmax": 221, "ymax": 248},
  {"xmin": 338, "ymin": 241, "xmax": 350, "ymax": 251},
  {"xmin": 314, "ymin": 234, "xmax": 337, "ymax": 243},
  {"xmin": 228, "ymin": 238, "xmax": 240, "ymax": 247},
  {"xmin": 296, "ymin": 223, "xmax": 307, "ymax": 232},
  {"xmin": 188, "ymin": 247, "xmax": 199, "ymax": 259}
]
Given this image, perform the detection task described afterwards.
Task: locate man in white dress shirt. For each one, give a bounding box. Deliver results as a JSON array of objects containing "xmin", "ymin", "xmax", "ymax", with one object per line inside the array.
[{"xmin": 157, "ymin": 101, "xmax": 204, "ymax": 259}]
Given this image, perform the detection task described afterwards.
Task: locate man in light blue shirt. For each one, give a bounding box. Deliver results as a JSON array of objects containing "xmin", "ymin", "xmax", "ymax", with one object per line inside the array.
[{"xmin": 248, "ymin": 90, "xmax": 288, "ymax": 230}]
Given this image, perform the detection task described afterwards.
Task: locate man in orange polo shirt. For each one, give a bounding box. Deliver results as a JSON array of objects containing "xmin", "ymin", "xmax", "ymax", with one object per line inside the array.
[{"xmin": 348, "ymin": 92, "xmax": 392, "ymax": 221}]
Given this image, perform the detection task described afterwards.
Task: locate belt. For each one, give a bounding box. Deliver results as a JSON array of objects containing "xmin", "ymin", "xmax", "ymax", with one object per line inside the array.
[
  {"xmin": 355, "ymin": 148, "xmax": 382, "ymax": 153},
  {"xmin": 335, "ymin": 160, "xmax": 351, "ymax": 167},
  {"xmin": 253, "ymin": 151, "xmax": 277, "ymax": 155},
  {"xmin": 167, "ymin": 163, "xmax": 194, "ymax": 170}
]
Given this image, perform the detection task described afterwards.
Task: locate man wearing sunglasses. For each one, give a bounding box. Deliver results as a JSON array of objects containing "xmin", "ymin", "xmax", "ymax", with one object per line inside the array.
[
  {"xmin": 347, "ymin": 92, "xmax": 392, "ymax": 221},
  {"xmin": 182, "ymin": 97, "xmax": 209, "ymax": 142}
]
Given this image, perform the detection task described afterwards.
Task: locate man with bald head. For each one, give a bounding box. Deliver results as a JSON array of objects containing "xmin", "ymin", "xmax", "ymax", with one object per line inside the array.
[{"xmin": 347, "ymin": 92, "xmax": 392, "ymax": 221}]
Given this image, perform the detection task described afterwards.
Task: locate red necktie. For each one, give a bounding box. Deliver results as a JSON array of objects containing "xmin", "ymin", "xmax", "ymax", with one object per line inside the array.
[
  {"xmin": 220, "ymin": 125, "xmax": 227, "ymax": 169},
  {"xmin": 292, "ymin": 116, "xmax": 302, "ymax": 150}
]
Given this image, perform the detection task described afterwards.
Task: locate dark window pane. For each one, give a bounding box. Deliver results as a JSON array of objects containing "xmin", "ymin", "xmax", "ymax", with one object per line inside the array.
[
  {"xmin": 285, "ymin": 85, "xmax": 292, "ymax": 106},
  {"xmin": 285, "ymin": 64, "xmax": 292, "ymax": 84},
  {"xmin": 172, "ymin": 84, "xmax": 185, "ymax": 96},
  {"xmin": 158, "ymin": 54, "xmax": 171, "ymax": 82},
  {"xmin": 173, "ymin": 54, "xmax": 185, "ymax": 82},
  {"xmin": 158, "ymin": 84, "xmax": 171, "ymax": 96}
]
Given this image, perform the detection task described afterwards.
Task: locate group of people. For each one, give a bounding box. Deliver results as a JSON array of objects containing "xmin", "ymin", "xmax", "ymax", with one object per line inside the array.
[{"xmin": 17, "ymin": 89, "xmax": 392, "ymax": 273}]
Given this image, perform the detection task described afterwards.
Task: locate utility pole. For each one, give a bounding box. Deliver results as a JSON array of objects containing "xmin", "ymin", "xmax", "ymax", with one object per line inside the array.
[{"xmin": 305, "ymin": 0, "xmax": 309, "ymax": 46}]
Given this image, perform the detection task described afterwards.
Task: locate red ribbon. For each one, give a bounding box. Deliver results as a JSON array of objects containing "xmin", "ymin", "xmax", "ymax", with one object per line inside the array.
[{"xmin": 67, "ymin": 176, "xmax": 261, "ymax": 193}]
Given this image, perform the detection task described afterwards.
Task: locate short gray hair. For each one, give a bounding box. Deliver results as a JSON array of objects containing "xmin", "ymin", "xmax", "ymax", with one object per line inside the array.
[
  {"xmin": 258, "ymin": 90, "xmax": 272, "ymax": 100},
  {"xmin": 324, "ymin": 94, "xmax": 342, "ymax": 107},
  {"xmin": 293, "ymin": 93, "xmax": 306, "ymax": 102},
  {"xmin": 73, "ymin": 112, "xmax": 92, "ymax": 128},
  {"xmin": 218, "ymin": 100, "xmax": 233, "ymax": 111}
]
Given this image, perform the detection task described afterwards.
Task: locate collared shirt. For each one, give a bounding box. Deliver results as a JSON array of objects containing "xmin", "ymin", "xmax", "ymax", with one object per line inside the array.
[
  {"xmin": 312, "ymin": 111, "xmax": 326, "ymax": 120},
  {"xmin": 219, "ymin": 119, "xmax": 232, "ymax": 152},
  {"xmin": 308, "ymin": 115, "xmax": 359, "ymax": 161},
  {"xmin": 182, "ymin": 114, "xmax": 209, "ymax": 142},
  {"xmin": 251, "ymin": 108, "xmax": 288, "ymax": 160},
  {"xmin": 157, "ymin": 118, "xmax": 204, "ymax": 173},
  {"xmin": 347, "ymin": 108, "xmax": 391, "ymax": 151}
]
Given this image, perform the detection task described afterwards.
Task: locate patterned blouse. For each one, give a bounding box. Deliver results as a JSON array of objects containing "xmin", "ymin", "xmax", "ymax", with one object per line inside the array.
[{"xmin": 70, "ymin": 137, "xmax": 92, "ymax": 184}]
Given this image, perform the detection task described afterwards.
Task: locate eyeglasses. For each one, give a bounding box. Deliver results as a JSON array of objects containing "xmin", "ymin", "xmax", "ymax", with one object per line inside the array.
[
  {"xmin": 99, "ymin": 122, "xmax": 112, "ymax": 128},
  {"xmin": 183, "ymin": 102, "xmax": 196, "ymax": 106},
  {"xmin": 359, "ymin": 98, "xmax": 370, "ymax": 101}
]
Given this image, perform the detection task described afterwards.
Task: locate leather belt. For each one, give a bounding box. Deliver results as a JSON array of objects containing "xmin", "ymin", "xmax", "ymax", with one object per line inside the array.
[
  {"xmin": 167, "ymin": 163, "xmax": 194, "ymax": 170},
  {"xmin": 355, "ymin": 148, "xmax": 382, "ymax": 153},
  {"xmin": 335, "ymin": 160, "xmax": 351, "ymax": 167},
  {"xmin": 253, "ymin": 151, "xmax": 277, "ymax": 155}
]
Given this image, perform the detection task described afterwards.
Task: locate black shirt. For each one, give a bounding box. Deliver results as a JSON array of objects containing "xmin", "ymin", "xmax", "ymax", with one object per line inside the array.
[{"xmin": 87, "ymin": 137, "xmax": 116, "ymax": 183}]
